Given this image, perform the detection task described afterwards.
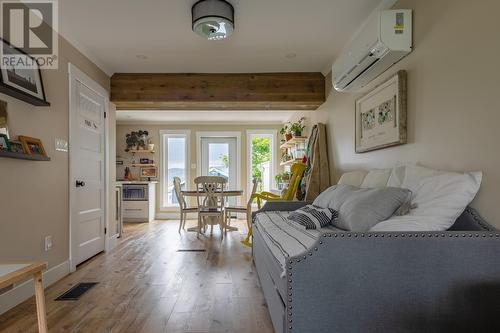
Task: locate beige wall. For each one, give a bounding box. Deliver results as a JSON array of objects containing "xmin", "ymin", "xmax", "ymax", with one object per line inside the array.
[
  {"xmin": 305, "ymin": 0, "xmax": 500, "ymax": 226},
  {"xmin": 116, "ymin": 123, "xmax": 282, "ymax": 214},
  {"xmin": 0, "ymin": 36, "xmax": 109, "ymax": 269}
]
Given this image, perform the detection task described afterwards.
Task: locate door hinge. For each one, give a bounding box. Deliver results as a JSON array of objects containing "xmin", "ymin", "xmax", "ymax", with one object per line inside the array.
[
  {"xmin": 104, "ymin": 227, "xmax": 107, "ymax": 235},
  {"xmin": 104, "ymin": 111, "xmax": 107, "ymax": 118}
]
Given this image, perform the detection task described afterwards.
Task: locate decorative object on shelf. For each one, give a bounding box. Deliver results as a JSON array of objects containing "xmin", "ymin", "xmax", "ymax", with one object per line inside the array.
[
  {"xmin": 0, "ymin": 38, "xmax": 49, "ymax": 106},
  {"xmin": 280, "ymin": 125, "xmax": 293, "ymax": 141},
  {"xmin": 124, "ymin": 166, "xmax": 135, "ymax": 181},
  {"xmin": 125, "ymin": 130, "xmax": 150, "ymax": 152},
  {"xmin": 116, "ymin": 160, "xmax": 124, "ymax": 165},
  {"xmin": 0, "ymin": 133, "xmax": 10, "ymax": 150},
  {"xmin": 355, "ymin": 70, "xmax": 407, "ymax": 153},
  {"xmin": 147, "ymin": 140, "xmax": 154, "ymax": 151},
  {"xmin": 8, "ymin": 140, "xmax": 24, "ymax": 153},
  {"xmin": 140, "ymin": 158, "xmax": 151, "ymax": 164},
  {"xmin": 0, "ymin": 100, "xmax": 9, "ymax": 138},
  {"xmin": 140, "ymin": 166, "xmax": 157, "ymax": 180},
  {"xmin": 18, "ymin": 135, "xmax": 47, "ymax": 156}
]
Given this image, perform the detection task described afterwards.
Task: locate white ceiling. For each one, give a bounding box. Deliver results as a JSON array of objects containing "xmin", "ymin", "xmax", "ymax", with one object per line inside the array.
[
  {"xmin": 60, "ymin": 0, "xmax": 385, "ymax": 75},
  {"xmin": 116, "ymin": 110, "xmax": 307, "ymax": 124}
]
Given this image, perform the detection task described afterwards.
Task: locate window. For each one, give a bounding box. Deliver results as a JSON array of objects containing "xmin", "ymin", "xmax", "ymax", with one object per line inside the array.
[
  {"xmin": 160, "ymin": 130, "xmax": 189, "ymax": 209},
  {"xmin": 247, "ymin": 130, "xmax": 276, "ymax": 196}
]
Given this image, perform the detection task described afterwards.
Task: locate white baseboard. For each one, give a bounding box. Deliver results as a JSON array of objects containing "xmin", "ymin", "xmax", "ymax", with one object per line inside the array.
[
  {"xmin": 0, "ymin": 260, "xmax": 70, "ymax": 315},
  {"xmin": 107, "ymin": 234, "xmax": 119, "ymax": 251}
]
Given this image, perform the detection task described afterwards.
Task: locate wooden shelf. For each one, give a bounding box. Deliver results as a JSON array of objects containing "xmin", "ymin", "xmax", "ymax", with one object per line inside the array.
[
  {"xmin": 128, "ymin": 149, "xmax": 155, "ymax": 154},
  {"xmin": 0, "ymin": 150, "xmax": 50, "ymax": 161},
  {"xmin": 280, "ymin": 158, "xmax": 303, "ymax": 166},
  {"xmin": 280, "ymin": 136, "xmax": 308, "ymax": 149},
  {"xmin": 130, "ymin": 164, "xmax": 156, "ymax": 167},
  {"xmin": 0, "ymin": 84, "xmax": 50, "ymax": 107}
]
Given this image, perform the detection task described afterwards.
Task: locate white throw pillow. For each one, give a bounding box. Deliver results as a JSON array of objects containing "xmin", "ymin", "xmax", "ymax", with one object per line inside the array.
[
  {"xmin": 360, "ymin": 169, "xmax": 392, "ymax": 188},
  {"xmin": 371, "ymin": 170, "xmax": 482, "ymax": 231},
  {"xmin": 338, "ymin": 171, "xmax": 367, "ymax": 187},
  {"xmin": 386, "ymin": 165, "xmax": 409, "ymax": 188}
]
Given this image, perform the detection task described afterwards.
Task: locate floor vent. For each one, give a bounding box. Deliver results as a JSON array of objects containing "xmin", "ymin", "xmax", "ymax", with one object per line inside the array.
[
  {"xmin": 177, "ymin": 249, "xmax": 206, "ymax": 252},
  {"xmin": 55, "ymin": 282, "xmax": 98, "ymax": 301}
]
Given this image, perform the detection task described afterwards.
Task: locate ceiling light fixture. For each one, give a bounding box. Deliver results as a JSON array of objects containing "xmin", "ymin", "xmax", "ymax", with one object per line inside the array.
[{"xmin": 192, "ymin": 0, "xmax": 234, "ymax": 41}]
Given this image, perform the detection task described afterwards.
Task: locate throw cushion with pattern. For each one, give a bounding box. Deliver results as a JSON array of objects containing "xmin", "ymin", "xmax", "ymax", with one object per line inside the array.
[{"xmin": 288, "ymin": 205, "xmax": 338, "ymax": 229}]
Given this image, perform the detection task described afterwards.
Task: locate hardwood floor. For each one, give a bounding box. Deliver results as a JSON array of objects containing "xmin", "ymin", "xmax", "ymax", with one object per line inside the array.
[{"xmin": 0, "ymin": 220, "xmax": 274, "ymax": 333}]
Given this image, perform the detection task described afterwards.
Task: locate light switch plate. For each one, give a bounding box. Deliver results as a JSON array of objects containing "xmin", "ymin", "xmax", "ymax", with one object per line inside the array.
[
  {"xmin": 191, "ymin": 163, "xmax": 197, "ymax": 169},
  {"xmin": 44, "ymin": 235, "xmax": 53, "ymax": 251},
  {"xmin": 55, "ymin": 138, "xmax": 68, "ymax": 152}
]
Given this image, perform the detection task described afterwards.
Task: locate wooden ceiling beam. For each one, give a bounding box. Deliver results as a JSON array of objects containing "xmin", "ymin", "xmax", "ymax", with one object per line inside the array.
[{"xmin": 111, "ymin": 73, "xmax": 325, "ymax": 110}]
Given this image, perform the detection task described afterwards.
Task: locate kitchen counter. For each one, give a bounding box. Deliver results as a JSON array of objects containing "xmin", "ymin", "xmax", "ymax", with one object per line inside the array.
[{"xmin": 116, "ymin": 180, "xmax": 158, "ymax": 185}]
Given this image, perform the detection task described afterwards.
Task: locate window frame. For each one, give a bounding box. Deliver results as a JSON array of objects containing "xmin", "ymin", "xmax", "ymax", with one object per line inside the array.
[{"xmin": 159, "ymin": 129, "xmax": 191, "ymax": 211}]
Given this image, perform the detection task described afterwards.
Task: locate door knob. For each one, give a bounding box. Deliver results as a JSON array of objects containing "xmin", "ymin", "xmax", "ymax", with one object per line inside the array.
[{"xmin": 76, "ymin": 180, "xmax": 86, "ymax": 187}]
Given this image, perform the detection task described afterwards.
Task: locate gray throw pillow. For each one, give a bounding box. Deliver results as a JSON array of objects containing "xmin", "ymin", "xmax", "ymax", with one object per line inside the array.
[{"xmin": 313, "ymin": 184, "xmax": 412, "ymax": 231}]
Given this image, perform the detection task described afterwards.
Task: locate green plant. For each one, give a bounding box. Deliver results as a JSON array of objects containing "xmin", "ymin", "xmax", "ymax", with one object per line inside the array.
[
  {"xmin": 289, "ymin": 117, "xmax": 306, "ymax": 135},
  {"xmin": 251, "ymin": 137, "xmax": 271, "ymax": 192},
  {"xmin": 279, "ymin": 124, "xmax": 290, "ymax": 135}
]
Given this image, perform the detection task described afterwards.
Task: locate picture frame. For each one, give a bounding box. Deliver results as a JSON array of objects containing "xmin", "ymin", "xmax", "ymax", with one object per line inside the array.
[
  {"xmin": 355, "ymin": 70, "xmax": 407, "ymax": 153},
  {"xmin": 8, "ymin": 140, "xmax": 25, "ymax": 154},
  {"xmin": 140, "ymin": 166, "xmax": 157, "ymax": 179},
  {"xmin": 0, "ymin": 133, "xmax": 10, "ymax": 151},
  {"xmin": 18, "ymin": 135, "xmax": 47, "ymax": 156},
  {"xmin": 0, "ymin": 38, "xmax": 49, "ymax": 106}
]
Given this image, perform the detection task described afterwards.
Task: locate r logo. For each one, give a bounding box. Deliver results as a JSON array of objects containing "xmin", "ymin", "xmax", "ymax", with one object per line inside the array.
[{"xmin": 1, "ymin": 1, "xmax": 54, "ymax": 55}]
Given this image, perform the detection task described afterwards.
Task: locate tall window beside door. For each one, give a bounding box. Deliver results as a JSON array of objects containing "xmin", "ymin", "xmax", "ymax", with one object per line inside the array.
[{"xmin": 160, "ymin": 130, "xmax": 189, "ymax": 209}]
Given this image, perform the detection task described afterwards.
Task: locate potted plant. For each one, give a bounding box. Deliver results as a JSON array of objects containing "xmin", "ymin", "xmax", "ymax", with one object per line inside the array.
[
  {"xmin": 280, "ymin": 124, "xmax": 293, "ymax": 141},
  {"xmin": 289, "ymin": 117, "xmax": 306, "ymax": 137}
]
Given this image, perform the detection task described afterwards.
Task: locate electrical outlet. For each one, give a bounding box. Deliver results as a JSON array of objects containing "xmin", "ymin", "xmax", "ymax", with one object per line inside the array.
[{"xmin": 44, "ymin": 235, "xmax": 53, "ymax": 251}]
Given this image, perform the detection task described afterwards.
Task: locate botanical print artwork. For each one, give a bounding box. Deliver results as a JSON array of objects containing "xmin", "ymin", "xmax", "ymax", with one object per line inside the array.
[
  {"xmin": 361, "ymin": 109, "xmax": 375, "ymax": 131},
  {"xmin": 355, "ymin": 71, "xmax": 407, "ymax": 153},
  {"xmin": 377, "ymin": 96, "xmax": 396, "ymax": 126}
]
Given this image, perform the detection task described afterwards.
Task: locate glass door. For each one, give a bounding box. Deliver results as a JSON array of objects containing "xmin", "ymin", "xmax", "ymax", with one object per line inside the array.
[{"xmin": 200, "ymin": 137, "xmax": 237, "ymax": 190}]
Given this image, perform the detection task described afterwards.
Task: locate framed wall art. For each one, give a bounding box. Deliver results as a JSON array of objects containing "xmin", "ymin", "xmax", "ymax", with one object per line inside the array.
[
  {"xmin": 0, "ymin": 38, "xmax": 49, "ymax": 106},
  {"xmin": 355, "ymin": 70, "xmax": 407, "ymax": 153}
]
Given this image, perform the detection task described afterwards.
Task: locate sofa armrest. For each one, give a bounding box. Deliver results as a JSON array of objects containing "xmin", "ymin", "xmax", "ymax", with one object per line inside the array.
[
  {"xmin": 286, "ymin": 231, "xmax": 500, "ymax": 332},
  {"xmin": 252, "ymin": 201, "xmax": 309, "ymax": 222}
]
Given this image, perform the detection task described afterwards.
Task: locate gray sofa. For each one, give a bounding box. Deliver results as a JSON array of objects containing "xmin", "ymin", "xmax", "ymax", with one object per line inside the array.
[{"xmin": 252, "ymin": 201, "xmax": 500, "ymax": 333}]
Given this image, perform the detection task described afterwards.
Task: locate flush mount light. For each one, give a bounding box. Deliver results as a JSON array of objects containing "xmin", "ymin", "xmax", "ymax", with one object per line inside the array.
[{"xmin": 192, "ymin": 0, "xmax": 234, "ymax": 41}]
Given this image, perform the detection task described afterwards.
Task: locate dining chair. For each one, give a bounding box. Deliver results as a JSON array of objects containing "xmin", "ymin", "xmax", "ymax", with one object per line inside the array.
[
  {"xmin": 173, "ymin": 177, "xmax": 198, "ymax": 232},
  {"xmin": 194, "ymin": 176, "xmax": 227, "ymax": 238},
  {"xmin": 224, "ymin": 177, "xmax": 258, "ymax": 233}
]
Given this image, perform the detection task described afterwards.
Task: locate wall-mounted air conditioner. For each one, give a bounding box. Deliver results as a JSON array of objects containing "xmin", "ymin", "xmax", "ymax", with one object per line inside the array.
[{"xmin": 332, "ymin": 9, "xmax": 412, "ymax": 92}]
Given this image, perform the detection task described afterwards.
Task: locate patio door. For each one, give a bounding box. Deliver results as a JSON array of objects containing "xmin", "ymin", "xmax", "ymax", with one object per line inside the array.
[{"xmin": 200, "ymin": 137, "xmax": 237, "ymax": 190}]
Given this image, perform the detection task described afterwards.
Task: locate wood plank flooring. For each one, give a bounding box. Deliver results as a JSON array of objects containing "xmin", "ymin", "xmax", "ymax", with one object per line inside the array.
[{"xmin": 0, "ymin": 220, "xmax": 274, "ymax": 333}]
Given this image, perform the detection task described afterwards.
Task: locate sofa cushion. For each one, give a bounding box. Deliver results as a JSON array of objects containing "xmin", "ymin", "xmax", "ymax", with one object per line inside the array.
[
  {"xmin": 360, "ymin": 168, "xmax": 392, "ymax": 188},
  {"xmin": 338, "ymin": 171, "xmax": 367, "ymax": 187},
  {"xmin": 288, "ymin": 205, "xmax": 338, "ymax": 229},
  {"xmin": 372, "ymin": 167, "xmax": 482, "ymax": 231},
  {"xmin": 313, "ymin": 184, "xmax": 412, "ymax": 231}
]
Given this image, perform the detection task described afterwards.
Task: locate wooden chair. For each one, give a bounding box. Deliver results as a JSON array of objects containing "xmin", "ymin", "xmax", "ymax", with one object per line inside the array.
[
  {"xmin": 224, "ymin": 177, "xmax": 258, "ymax": 232},
  {"xmin": 241, "ymin": 163, "xmax": 307, "ymax": 247},
  {"xmin": 173, "ymin": 177, "xmax": 198, "ymax": 232},
  {"xmin": 194, "ymin": 176, "xmax": 227, "ymax": 238},
  {"xmin": 253, "ymin": 162, "xmax": 307, "ymax": 208}
]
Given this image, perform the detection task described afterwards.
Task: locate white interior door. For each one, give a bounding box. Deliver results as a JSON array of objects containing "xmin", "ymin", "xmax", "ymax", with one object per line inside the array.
[
  {"xmin": 70, "ymin": 68, "xmax": 106, "ymax": 268},
  {"xmin": 200, "ymin": 137, "xmax": 237, "ymax": 190}
]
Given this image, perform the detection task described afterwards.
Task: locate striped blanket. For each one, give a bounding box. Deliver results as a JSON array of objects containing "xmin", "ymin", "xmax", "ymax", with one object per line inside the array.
[{"xmin": 254, "ymin": 211, "xmax": 343, "ymax": 273}]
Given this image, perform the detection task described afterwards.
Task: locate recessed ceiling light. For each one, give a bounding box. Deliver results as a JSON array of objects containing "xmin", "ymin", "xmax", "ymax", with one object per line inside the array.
[
  {"xmin": 285, "ymin": 53, "xmax": 297, "ymax": 59},
  {"xmin": 136, "ymin": 55, "xmax": 148, "ymax": 60}
]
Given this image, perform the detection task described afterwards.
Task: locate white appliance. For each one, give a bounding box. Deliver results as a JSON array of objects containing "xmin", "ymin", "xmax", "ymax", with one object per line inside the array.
[
  {"xmin": 332, "ymin": 9, "xmax": 412, "ymax": 92},
  {"xmin": 121, "ymin": 182, "xmax": 156, "ymax": 222}
]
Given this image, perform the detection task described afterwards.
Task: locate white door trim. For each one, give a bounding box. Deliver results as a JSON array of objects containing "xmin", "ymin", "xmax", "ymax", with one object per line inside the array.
[
  {"xmin": 246, "ymin": 129, "xmax": 278, "ymax": 194},
  {"xmin": 68, "ymin": 63, "xmax": 110, "ymax": 273},
  {"xmin": 196, "ymin": 131, "xmax": 241, "ymax": 193}
]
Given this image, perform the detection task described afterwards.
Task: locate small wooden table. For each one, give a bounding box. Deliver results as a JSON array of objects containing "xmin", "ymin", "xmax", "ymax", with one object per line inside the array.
[
  {"xmin": 0, "ymin": 262, "xmax": 48, "ymax": 333},
  {"xmin": 181, "ymin": 189, "xmax": 243, "ymax": 232}
]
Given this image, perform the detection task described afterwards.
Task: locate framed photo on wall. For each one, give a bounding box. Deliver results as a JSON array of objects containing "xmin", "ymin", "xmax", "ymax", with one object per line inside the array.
[
  {"xmin": 0, "ymin": 38, "xmax": 48, "ymax": 105},
  {"xmin": 355, "ymin": 70, "xmax": 407, "ymax": 153}
]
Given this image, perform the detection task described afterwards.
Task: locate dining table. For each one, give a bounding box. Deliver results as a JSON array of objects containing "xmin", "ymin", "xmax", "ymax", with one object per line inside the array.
[{"xmin": 181, "ymin": 189, "xmax": 244, "ymax": 232}]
